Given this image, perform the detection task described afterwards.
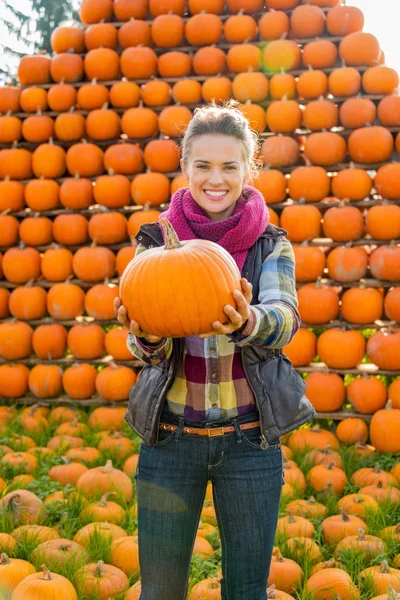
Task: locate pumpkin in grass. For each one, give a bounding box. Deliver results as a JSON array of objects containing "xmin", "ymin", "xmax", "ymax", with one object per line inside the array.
[
  {"xmin": 360, "ymin": 562, "xmax": 400, "ymax": 595},
  {"xmin": 88, "ymin": 407, "xmax": 126, "ymax": 431},
  {"xmin": 32, "ymin": 538, "xmax": 89, "ymax": 566},
  {"xmin": 335, "ymin": 529, "xmax": 384, "ymax": 561},
  {"xmin": 120, "ymin": 218, "xmax": 242, "ymax": 337},
  {"xmin": 0, "ymin": 490, "xmax": 46, "ymax": 525},
  {"xmin": 190, "ymin": 578, "xmax": 221, "ymax": 599},
  {"xmin": 268, "ymin": 551, "xmax": 304, "ymax": 593},
  {"xmin": 81, "ymin": 493, "xmax": 126, "ymax": 526},
  {"xmin": 336, "ymin": 418, "xmax": 369, "ymax": 445},
  {"xmin": 73, "ymin": 523, "xmax": 127, "ymax": 548},
  {"xmin": 109, "ymin": 536, "xmax": 139, "ymax": 577},
  {"xmin": 0, "ymin": 553, "xmax": 36, "ymax": 597},
  {"xmin": 322, "ymin": 510, "xmax": 366, "ymax": 547},
  {"xmin": 76, "ymin": 460, "xmax": 133, "ymax": 502},
  {"xmin": 11, "ymin": 565, "xmax": 78, "ymax": 600},
  {"xmin": 76, "ymin": 561, "xmax": 129, "ymax": 600},
  {"xmin": 306, "ymin": 568, "xmax": 359, "ymax": 600},
  {"xmin": 337, "ymin": 494, "xmax": 379, "ymax": 518}
]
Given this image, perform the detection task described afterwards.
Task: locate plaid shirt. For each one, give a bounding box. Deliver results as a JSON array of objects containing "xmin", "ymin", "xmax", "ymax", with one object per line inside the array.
[{"xmin": 127, "ymin": 236, "xmax": 300, "ymax": 423}]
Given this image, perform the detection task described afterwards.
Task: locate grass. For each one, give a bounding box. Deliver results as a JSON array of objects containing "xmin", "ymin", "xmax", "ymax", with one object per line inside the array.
[{"xmin": 0, "ymin": 409, "xmax": 399, "ymax": 599}]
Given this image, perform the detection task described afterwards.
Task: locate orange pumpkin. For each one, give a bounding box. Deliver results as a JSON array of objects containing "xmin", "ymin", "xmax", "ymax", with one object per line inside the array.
[
  {"xmin": 339, "ymin": 31, "xmax": 381, "ymax": 66},
  {"xmin": 120, "ymin": 218, "xmax": 242, "ymax": 337},
  {"xmin": 317, "ymin": 329, "xmax": 366, "ymax": 369},
  {"xmin": 47, "ymin": 283, "xmax": 85, "ymax": 320},
  {"xmin": 63, "ymin": 364, "xmax": 97, "ymax": 400},
  {"xmin": 305, "ymin": 372, "xmax": 346, "ymax": 412},
  {"xmin": 341, "ymin": 287, "xmax": 383, "ymax": 324},
  {"xmin": 29, "ymin": 365, "xmax": 63, "ymax": 399}
]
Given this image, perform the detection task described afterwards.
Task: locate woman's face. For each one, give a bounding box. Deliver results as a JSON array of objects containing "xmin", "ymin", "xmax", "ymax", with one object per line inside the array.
[{"xmin": 181, "ymin": 134, "xmax": 248, "ymax": 222}]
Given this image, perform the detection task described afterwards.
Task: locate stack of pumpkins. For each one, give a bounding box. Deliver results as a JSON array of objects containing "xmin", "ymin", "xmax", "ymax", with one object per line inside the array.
[{"xmin": 0, "ymin": 0, "xmax": 399, "ymax": 430}]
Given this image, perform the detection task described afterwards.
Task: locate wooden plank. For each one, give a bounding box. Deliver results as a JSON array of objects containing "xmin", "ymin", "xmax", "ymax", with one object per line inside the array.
[
  {"xmin": 19, "ymin": 64, "xmax": 370, "ymax": 91},
  {"xmin": 0, "ymin": 315, "xmax": 395, "ymax": 330},
  {"xmin": 0, "ymin": 355, "xmax": 142, "ymax": 367},
  {"xmin": 294, "ymin": 363, "xmax": 397, "ymax": 377},
  {"xmin": 7, "ymin": 196, "xmax": 400, "ymax": 220},
  {"xmin": 315, "ymin": 411, "xmax": 373, "ymax": 422},
  {"xmin": 0, "ymin": 395, "xmax": 129, "ymax": 408},
  {"xmin": 0, "ymin": 275, "xmax": 397, "ymax": 291},
  {"xmin": 8, "ymin": 157, "xmax": 400, "ymax": 187},
  {"xmin": 6, "ymin": 95, "xmax": 386, "ymax": 121},
  {"xmin": 1, "ymin": 236, "xmax": 398, "ymax": 254},
  {"xmin": 80, "ymin": 8, "xmax": 333, "ymax": 29}
]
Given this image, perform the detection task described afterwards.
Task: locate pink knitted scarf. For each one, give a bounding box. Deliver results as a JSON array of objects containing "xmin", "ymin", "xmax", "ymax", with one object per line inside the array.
[{"xmin": 159, "ymin": 186, "xmax": 269, "ymax": 272}]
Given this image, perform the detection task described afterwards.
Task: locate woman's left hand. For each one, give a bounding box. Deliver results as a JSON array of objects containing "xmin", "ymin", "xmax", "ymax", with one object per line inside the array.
[{"xmin": 199, "ymin": 278, "xmax": 253, "ymax": 338}]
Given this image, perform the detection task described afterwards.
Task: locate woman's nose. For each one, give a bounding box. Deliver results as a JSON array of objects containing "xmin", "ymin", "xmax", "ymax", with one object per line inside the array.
[{"xmin": 208, "ymin": 169, "xmax": 224, "ymax": 184}]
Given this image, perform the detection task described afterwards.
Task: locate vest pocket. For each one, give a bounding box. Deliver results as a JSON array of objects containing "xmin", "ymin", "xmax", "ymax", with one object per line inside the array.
[
  {"xmin": 258, "ymin": 354, "xmax": 307, "ymax": 431},
  {"xmin": 126, "ymin": 365, "xmax": 167, "ymax": 438}
]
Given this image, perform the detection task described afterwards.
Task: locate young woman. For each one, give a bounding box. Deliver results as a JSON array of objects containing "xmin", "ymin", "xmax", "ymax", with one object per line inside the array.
[{"xmin": 115, "ymin": 101, "xmax": 315, "ymax": 600}]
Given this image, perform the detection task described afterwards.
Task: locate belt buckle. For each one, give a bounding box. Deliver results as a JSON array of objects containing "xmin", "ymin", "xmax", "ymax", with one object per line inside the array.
[{"xmin": 208, "ymin": 427, "xmax": 225, "ymax": 437}]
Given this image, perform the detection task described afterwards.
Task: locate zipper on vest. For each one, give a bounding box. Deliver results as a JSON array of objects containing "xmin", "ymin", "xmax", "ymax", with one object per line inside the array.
[{"xmin": 260, "ymin": 434, "xmax": 269, "ymax": 450}]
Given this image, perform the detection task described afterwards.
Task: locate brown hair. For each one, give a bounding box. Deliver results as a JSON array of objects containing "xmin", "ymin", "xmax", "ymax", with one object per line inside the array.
[{"xmin": 180, "ymin": 100, "xmax": 261, "ymax": 181}]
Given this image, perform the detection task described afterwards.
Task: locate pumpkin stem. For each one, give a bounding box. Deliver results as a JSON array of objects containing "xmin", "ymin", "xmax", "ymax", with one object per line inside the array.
[
  {"xmin": 324, "ymin": 558, "xmax": 337, "ymax": 568},
  {"xmin": 339, "ymin": 508, "xmax": 350, "ymax": 522},
  {"xmin": 326, "ymin": 462, "xmax": 336, "ymax": 470},
  {"xmin": 102, "ymin": 460, "xmax": 114, "ymax": 474},
  {"xmin": 379, "ymin": 560, "xmax": 390, "ymax": 573},
  {"xmin": 357, "ymin": 528, "xmax": 366, "ymax": 540},
  {"xmin": 308, "ymin": 496, "xmax": 317, "ymax": 504},
  {"xmin": 94, "ymin": 560, "xmax": 104, "ymax": 578},
  {"xmin": 267, "ymin": 585, "xmax": 277, "ymax": 599},
  {"xmin": 40, "ymin": 564, "xmax": 53, "ymax": 580},
  {"xmin": 159, "ymin": 218, "xmax": 183, "ymax": 250},
  {"xmin": 0, "ymin": 554, "xmax": 11, "ymax": 565},
  {"xmin": 285, "ymin": 510, "xmax": 296, "ymax": 523},
  {"xmin": 99, "ymin": 492, "xmax": 116, "ymax": 506},
  {"xmin": 377, "ymin": 480, "xmax": 384, "ymax": 489},
  {"xmin": 373, "ymin": 464, "xmax": 382, "ymax": 473}
]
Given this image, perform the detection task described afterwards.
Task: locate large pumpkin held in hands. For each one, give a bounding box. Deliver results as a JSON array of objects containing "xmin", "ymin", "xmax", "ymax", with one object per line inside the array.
[{"xmin": 119, "ymin": 218, "xmax": 242, "ymax": 337}]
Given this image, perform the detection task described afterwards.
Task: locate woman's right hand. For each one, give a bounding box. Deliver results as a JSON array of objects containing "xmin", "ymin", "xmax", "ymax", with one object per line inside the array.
[{"xmin": 114, "ymin": 297, "xmax": 163, "ymax": 344}]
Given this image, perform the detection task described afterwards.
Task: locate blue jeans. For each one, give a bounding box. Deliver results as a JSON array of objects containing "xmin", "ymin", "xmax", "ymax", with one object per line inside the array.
[{"xmin": 135, "ymin": 403, "xmax": 283, "ymax": 600}]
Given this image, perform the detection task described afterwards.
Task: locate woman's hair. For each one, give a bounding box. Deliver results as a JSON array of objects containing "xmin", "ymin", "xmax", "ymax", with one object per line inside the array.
[{"xmin": 180, "ymin": 100, "xmax": 262, "ymax": 181}]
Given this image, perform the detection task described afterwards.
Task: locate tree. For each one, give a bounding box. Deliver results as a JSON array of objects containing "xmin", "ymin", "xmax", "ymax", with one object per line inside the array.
[
  {"xmin": 31, "ymin": 0, "xmax": 79, "ymax": 55},
  {"xmin": 0, "ymin": 2, "xmax": 34, "ymax": 83},
  {"xmin": 0, "ymin": 0, "xmax": 79, "ymax": 84}
]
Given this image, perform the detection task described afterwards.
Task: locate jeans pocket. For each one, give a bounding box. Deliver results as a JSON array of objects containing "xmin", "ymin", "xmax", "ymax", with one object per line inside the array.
[
  {"xmin": 241, "ymin": 427, "xmax": 281, "ymax": 451},
  {"xmin": 143, "ymin": 427, "xmax": 175, "ymax": 448}
]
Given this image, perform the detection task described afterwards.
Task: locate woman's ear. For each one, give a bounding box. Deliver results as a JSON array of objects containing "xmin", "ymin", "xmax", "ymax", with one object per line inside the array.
[{"xmin": 180, "ymin": 158, "xmax": 187, "ymax": 176}]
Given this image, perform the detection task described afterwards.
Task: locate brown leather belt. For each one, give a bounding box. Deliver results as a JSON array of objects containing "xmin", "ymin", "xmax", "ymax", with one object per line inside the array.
[{"xmin": 159, "ymin": 420, "xmax": 261, "ymax": 437}]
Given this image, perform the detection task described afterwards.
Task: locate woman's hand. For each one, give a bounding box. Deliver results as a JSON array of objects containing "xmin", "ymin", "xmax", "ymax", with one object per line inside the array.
[
  {"xmin": 114, "ymin": 297, "xmax": 163, "ymax": 344},
  {"xmin": 199, "ymin": 278, "xmax": 253, "ymax": 339}
]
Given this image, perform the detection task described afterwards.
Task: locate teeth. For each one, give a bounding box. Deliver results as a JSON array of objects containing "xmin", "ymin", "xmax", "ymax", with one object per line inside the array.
[{"xmin": 205, "ymin": 190, "xmax": 227, "ymax": 197}]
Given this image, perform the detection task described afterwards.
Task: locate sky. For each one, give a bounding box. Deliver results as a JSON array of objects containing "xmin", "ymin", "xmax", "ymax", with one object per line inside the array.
[{"xmin": 0, "ymin": 0, "xmax": 399, "ymax": 81}]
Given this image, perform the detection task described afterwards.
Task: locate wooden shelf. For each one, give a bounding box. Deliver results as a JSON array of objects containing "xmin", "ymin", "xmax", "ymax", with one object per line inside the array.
[
  {"xmin": 294, "ymin": 363, "xmax": 397, "ymax": 377},
  {"xmin": 79, "ymin": 8, "xmax": 333, "ymax": 30},
  {"xmin": 0, "ymin": 355, "xmax": 142, "ymax": 367},
  {"xmin": 0, "ymin": 315, "xmax": 396, "ymax": 329},
  {"xmin": 74, "ymin": 36, "xmax": 346, "ymax": 60},
  {"xmin": 3, "ymin": 122, "xmax": 399, "ymax": 153},
  {"xmin": 315, "ymin": 411, "xmax": 373, "ymax": 422},
  {"xmin": 0, "ymin": 394, "xmax": 129, "ymax": 407},
  {"xmin": 6, "ymin": 197, "xmax": 400, "ymax": 220},
  {"xmin": 6, "ymin": 95, "xmax": 386, "ymax": 121},
  {"xmin": 1, "ymin": 274, "xmax": 398, "ymax": 291},
  {"xmin": 19, "ymin": 64, "xmax": 370, "ymax": 91},
  {"xmin": 6, "ymin": 157, "xmax": 400, "ymax": 188},
  {"xmin": 1, "ymin": 236, "xmax": 398, "ymax": 254}
]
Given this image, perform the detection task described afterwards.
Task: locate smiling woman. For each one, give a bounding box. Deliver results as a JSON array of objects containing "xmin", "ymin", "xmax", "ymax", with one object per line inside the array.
[{"xmin": 114, "ymin": 100, "xmax": 315, "ymax": 600}]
